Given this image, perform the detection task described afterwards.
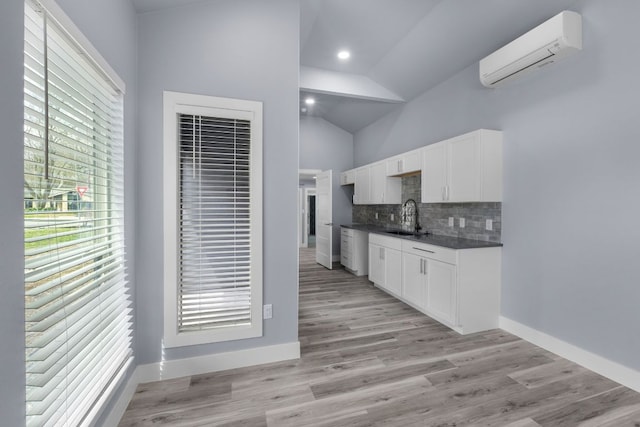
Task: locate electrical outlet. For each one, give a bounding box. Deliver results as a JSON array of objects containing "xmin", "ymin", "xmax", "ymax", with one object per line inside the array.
[
  {"xmin": 486, "ymin": 219, "xmax": 493, "ymax": 231},
  {"xmin": 459, "ymin": 218, "xmax": 466, "ymax": 228},
  {"xmin": 263, "ymin": 304, "xmax": 272, "ymax": 319},
  {"xmin": 448, "ymin": 217, "xmax": 454, "ymax": 227},
  {"xmin": 375, "ymin": 212, "xmax": 378, "ymax": 220},
  {"xmin": 390, "ymin": 213, "xmax": 394, "ymax": 221}
]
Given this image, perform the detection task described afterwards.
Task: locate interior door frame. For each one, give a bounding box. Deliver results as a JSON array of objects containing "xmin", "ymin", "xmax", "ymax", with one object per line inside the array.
[
  {"xmin": 298, "ymin": 169, "xmax": 321, "ymax": 248},
  {"xmin": 315, "ymin": 170, "xmax": 333, "ymax": 269},
  {"xmin": 300, "ymin": 187, "xmax": 316, "ymax": 248}
]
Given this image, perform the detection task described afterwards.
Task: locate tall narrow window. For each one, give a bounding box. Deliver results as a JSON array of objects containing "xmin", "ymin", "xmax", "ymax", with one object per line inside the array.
[
  {"xmin": 24, "ymin": 1, "xmax": 132, "ymax": 425},
  {"xmin": 163, "ymin": 92, "xmax": 263, "ymax": 347}
]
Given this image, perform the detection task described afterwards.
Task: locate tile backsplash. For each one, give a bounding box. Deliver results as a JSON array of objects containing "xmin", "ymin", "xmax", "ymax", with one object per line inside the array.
[{"xmin": 352, "ymin": 175, "xmax": 502, "ymax": 242}]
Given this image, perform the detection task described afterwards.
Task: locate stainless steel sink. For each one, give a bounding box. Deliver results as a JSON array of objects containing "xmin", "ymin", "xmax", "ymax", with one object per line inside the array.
[{"xmin": 384, "ymin": 230, "xmax": 416, "ymax": 236}]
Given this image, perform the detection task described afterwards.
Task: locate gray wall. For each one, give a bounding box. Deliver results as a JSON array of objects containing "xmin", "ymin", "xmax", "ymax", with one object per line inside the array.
[
  {"xmin": 0, "ymin": 0, "xmax": 28, "ymax": 424},
  {"xmin": 300, "ymin": 116, "xmax": 354, "ymax": 256},
  {"xmin": 354, "ymin": 0, "xmax": 640, "ymax": 371},
  {"xmin": 137, "ymin": 0, "xmax": 300, "ymax": 364},
  {"xmin": 0, "ymin": 0, "xmax": 139, "ymax": 424}
]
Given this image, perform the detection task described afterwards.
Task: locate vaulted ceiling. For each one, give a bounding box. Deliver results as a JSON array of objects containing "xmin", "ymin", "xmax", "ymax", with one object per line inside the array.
[
  {"xmin": 300, "ymin": 0, "xmax": 580, "ymax": 133},
  {"xmin": 132, "ymin": 0, "xmax": 580, "ymax": 134}
]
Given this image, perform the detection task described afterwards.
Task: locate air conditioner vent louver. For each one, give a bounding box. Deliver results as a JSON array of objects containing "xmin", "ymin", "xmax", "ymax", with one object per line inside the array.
[{"xmin": 480, "ymin": 11, "xmax": 582, "ymax": 88}]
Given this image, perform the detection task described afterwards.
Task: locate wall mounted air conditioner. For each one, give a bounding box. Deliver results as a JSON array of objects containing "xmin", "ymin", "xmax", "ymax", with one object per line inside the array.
[{"xmin": 480, "ymin": 10, "xmax": 582, "ymax": 88}]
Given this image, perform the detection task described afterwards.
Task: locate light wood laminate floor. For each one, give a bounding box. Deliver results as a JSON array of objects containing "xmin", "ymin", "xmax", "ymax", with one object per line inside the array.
[{"xmin": 119, "ymin": 248, "xmax": 640, "ymax": 426}]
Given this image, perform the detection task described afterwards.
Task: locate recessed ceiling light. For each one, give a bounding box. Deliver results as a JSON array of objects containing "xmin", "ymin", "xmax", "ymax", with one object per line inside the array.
[
  {"xmin": 301, "ymin": 107, "xmax": 307, "ymax": 113},
  {"xmin": 304, "ymin": 97, "xmax": 315, "ymax": 105},
  {"xmin": 337, "ymin": 50, "xmax": 350, "ymax": 60}
]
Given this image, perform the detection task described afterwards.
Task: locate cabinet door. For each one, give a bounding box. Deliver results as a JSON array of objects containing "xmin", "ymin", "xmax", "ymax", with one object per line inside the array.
[
  {"xmin": 384, "ymin": 248, "xmax": 402, "ymax": 297},
  {"xmin": 341, "ymin": 169, "xmax": 355, "ymax": 186},
  {"xmin": 448, "ymin": 135, "xmax": 481, "ymax": 202},
  {"xmin": 386, "ymin": 157, "xmax": 403, "ymax": 176},
  {"xmin": 422, "ymin": 143, "xmax": 448, "ymax": 203},
  {"xmin": 401, "ymin": 151, "xmax": 422, "ymax": 174},
  {"xmin": 426, "ymin": 260, "xmax": 457, "ymax": 326},
  {"xmin": 368, "ymin": 244, "xmax": 384, "ymax": 285},
  {"xmin": 369, "ymin": 162, "xmax": 386, "ymax": 204},
  {"xmin": 402, "ymin": 252, "xmax": 425, "ymax": 309},
  {"xmin": 354, "ymin": 167, "xmax": 370, "ymax": 204}
]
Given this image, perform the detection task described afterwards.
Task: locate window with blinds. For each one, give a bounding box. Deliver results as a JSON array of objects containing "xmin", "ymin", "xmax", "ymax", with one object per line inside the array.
[
  {"xmin": 163, "ymin": 92, "xmax": 263, "ymax": 347},
  {"xmin": 24, "ymin": 1, "xmax": 132, "ymax": 426}
]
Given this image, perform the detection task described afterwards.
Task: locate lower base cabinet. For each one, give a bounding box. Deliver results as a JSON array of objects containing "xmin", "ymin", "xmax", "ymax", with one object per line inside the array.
[
  {"xmin": 368, "ymin": 234, "xmax": 402, "ymax": 297},
  {"xmin": 425, "ymin": 259, "xmax": 457, "ymax": 327},
  {"xmin": 369, "ymin": 232, "xmax": 502, "ymax": 335},
  {"xmin": 400, "ymin": 239, "xmax": 501, "ymax": 334},
  {"xmin": 341, "ymin": 227, "xmax": 368, "ymax": 276},
  {"xmin": 401, "ymin": 252, "xmax": 426, "ymax": 310}
]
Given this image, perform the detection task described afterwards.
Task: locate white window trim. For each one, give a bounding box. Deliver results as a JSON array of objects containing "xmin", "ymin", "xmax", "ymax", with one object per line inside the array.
[{"xmin": 163, "ymin": 91, "xmax": 263, "ymax": 348}]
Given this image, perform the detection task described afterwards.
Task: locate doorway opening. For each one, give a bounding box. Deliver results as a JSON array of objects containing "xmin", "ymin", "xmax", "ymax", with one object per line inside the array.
[
  {"xmin": 308, "ymin": 194, "xmax": 316, "ymax": 248},
  {"xmin": 298, "ymin": 169, "xmax": 321, "ymax": 250}
]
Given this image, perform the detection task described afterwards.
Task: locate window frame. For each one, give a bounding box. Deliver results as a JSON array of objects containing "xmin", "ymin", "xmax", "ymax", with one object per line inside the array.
[{"xmin": 163, "ymin": 90, "xmax": 263, "ymax": 348}]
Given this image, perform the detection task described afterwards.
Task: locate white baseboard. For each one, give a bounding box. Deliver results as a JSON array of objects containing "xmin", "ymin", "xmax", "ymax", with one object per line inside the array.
[
  {"xmin": 136, "ymin": 341, "xmax": 301, "ymax": 383},
  {"xmin": 102, "ymin": 341, "xmax": 300, "ymax": 426},
  {"xmin": 100, "ymin": 367, "xmax": 141, "ymax": 427},
  {"xmin": 500, "ymin": 316, "xmax": 640, "ymax": 393}
]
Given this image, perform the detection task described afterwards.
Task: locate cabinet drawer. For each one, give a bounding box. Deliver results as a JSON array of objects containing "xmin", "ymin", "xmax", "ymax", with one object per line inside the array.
[
  {"xmin": 341, "ymin": 228, "xmax": 354, "ymax": 238},
  {"xmin": 369, "ymin": 233, "xmax": 403, "ymax": 251},
  {"xmin": 341, "ymin": 253, "xmax": 350, "ymax": 266},
  {"xmin": 401, "ymin": 240, "xmax": 457, "ymax": 265}
]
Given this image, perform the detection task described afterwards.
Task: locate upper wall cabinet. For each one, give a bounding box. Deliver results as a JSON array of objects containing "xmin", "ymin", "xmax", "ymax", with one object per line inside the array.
[
  {"xmin": 353, "ymin": 167, "xmax": 370, "ymax": 204},
  {"xmin": 422, "ymin": 129, "xmax": 503, "ymax": 203},
  {"xmin": 340, "ymin": 169, "xmax": 356, "ymax": 185},
  {"xmin": 370, "ymin": 162, "xmax": 401, "ymax": 204},
  {"xmin": 343, "ymin": 128, "xmax": 502, "ymax": 205},
  {"xmin": 352, "ymin": 164, "xmax": 401, "ymax": 205},
  {"xmin": 386, "ymin": 148, "xmax": 422, "ymax": 176}
]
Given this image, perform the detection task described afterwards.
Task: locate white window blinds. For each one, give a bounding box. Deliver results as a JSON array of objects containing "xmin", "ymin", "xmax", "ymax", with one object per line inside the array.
[
  {"xmin": 163, "ymin": 92, "xmax": 262, "ymax": 347},
  {"xmin": 24, "ymin": 2, "xmax": 132, "ymax": 426},
  {"xmin": 178, "ymin": 114, "xmax": 252, "ymax": 331}
]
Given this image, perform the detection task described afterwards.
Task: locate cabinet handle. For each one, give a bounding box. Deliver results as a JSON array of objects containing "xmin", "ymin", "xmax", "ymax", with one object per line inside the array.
[
  {"xmin": 445, "ymin": 185, "xmax": 450, "ymax": 201},
  {"xmin": 380, "ymin": 247, "xmax": 385, "ymax": 260},
  {"xmin": 423, "ymin": 259, "xmax": 427, "ymax": 276},
  {"xmin": 413, "ymin": 247, "xmax": 435, "ymax": 254},
  {"xmin": 419, "ymin": 258, "xmax": 424, "ymax": 274}
]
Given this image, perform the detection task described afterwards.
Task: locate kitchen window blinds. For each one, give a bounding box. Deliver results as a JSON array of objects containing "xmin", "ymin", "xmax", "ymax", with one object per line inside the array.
[
  {"xmin": 163, "ymin": 92, "xmax": 263, "ymax": 348},
  {"xmin": 24, "ymin": 1, "xmax": 132, "ymax": 425}
]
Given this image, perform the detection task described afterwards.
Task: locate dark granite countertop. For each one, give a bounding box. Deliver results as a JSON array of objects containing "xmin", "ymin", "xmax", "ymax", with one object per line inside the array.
[{"xmin": 341, "ymin": 224, "xmax": 503, "ymax": 250}]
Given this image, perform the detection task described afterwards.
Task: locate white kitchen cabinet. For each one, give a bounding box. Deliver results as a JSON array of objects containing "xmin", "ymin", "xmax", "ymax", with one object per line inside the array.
[
  {"xmin": 401, "ymin": 252, "xmax": 426, "ymax": 310},
  {"xmin": 353, "ymin": 167, "xmax": 370, "ymax": 205},
  {"xmin": 369, "ymin": 162, "xmax": 401, "ymax": 204},
  {"xmin": 368, "ymin": 233, "xmax": 402, "ymax": 297},
  {"xmin": 425, "ymin": 259, "xmax": 457, "ymax": 326},
  {"xmin": 421, "ymin": 129, "xmax": 503, "ymax": 203},
  {"xmin": 340, "ymin": 227, "xmax": 368, "ymax": 276},
  {"xmin": 400, "ymin": 239, "xmax": 501, "ymax": 335},
  {"xmin": 422, "ymin": 143, "xmax": 448, "ymax": 203},
  {"xmin": 385, "ymin": 248, "xmax": 402, "ymax": 296},
  {"xmin": 386, "ymin": 149, "xmax": 422, "ymax": 176},
  {"xmin": 340, "ymin": 169, "xmax": 356, "ymax": 186},
  {"xmin": 368, "ymin": 243, "xmax": 383, "ymax": 285}
]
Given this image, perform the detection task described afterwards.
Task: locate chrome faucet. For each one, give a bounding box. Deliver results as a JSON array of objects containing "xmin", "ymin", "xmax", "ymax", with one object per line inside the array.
[{"xmin": 401, "ymin": 198, "xmax": 421, "ymax": 234}]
